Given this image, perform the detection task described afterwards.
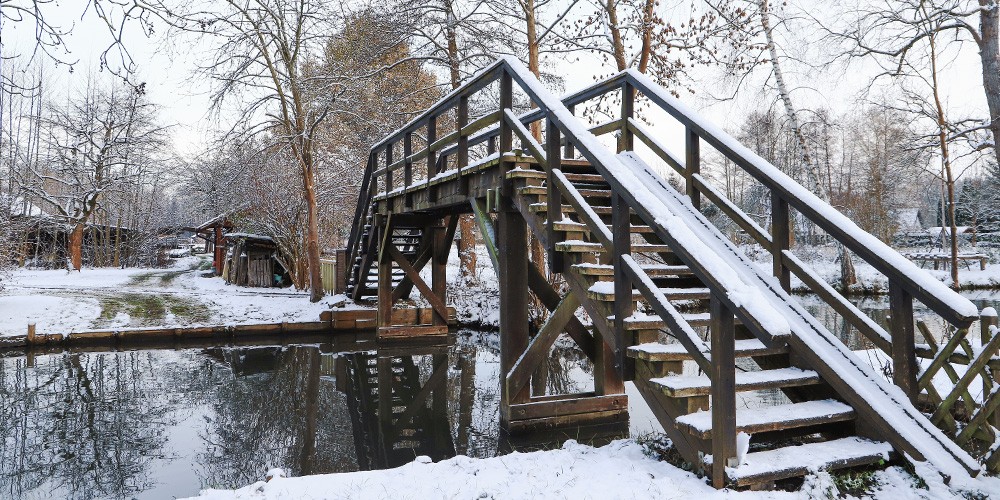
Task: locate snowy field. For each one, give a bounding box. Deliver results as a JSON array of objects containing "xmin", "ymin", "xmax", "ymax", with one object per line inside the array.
[
  {"xmin": 0, "ymin": 254, "xmax": 347, "ymax": 337},
  {"xmin": 187, "ymin": 439, "xmax": 1000, "ymax": 500}
]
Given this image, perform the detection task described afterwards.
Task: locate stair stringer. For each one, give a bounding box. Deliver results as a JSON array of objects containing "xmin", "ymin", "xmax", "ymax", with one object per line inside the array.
[{"xmin": 613, "ymin": 151, "xmax": 980, "ymax": 481}]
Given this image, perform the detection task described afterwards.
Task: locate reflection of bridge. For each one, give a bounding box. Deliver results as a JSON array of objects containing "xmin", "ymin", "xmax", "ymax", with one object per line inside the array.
[
  {"xmin": 343, "ymin": 56, "xmax": 1000, "ymax": 488},
  {"xmin": 339, "ymin": 346, "xmax": 454, "ymax": 469}
]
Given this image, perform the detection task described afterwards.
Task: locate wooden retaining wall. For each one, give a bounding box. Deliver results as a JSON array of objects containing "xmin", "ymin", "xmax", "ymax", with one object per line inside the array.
[{"xmin": 1, "ymin": 306, "xmax": 457, "ymax": 351}]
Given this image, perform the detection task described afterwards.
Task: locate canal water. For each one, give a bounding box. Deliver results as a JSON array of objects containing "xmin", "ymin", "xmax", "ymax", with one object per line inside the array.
[{"xmin": 1, "ymin": 290, "xmax": 997, "ymax": 499}]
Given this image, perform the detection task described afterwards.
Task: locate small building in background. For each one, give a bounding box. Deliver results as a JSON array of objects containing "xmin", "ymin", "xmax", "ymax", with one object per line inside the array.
[
  {"xmin": 190, "ymin": 214, "xmax": 234, "ymax": 275},
  {"xmin": 222, "ymin": 233, "xmax": 289, "ymax": 287}
]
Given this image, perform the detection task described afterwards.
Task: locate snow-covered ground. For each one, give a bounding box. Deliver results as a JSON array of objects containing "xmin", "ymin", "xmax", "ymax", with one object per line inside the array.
[
  {"xmin": 187, "ymin": 438, "xmax": 1000, "ymax": 500},
  {"xmin": 0, "ymin": 254, "xmax": 347, "ymax": 337}
]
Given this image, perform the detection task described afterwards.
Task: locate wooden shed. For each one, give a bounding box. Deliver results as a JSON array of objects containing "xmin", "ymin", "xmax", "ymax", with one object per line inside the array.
[
  {"xmin": 222, "ymin": 233, "xmax": 287, "ymax": 287},
  {"xmin": 190, "ymin": 214, "xmax": 234, "ymax": 275}
]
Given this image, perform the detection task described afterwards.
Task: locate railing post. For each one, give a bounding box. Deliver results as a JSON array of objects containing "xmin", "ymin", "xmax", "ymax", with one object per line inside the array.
[
  {"xmin": 457, "ymin": 95, "xmax": 469, "ymax": 196},
  {"xmin": 564, "ymin": 104, "xmax": 575, "ymax": 158},
  {"xmin": 889, "ymin": 282, "xmax": 917, "ymax": 402},
  {"xmin": 982, "ymin": 308, "xmax": 999, "ymax": 427},
  {"xmin": 499, "ymin": 71, "xmax": 513, "ymax": 175},
  {"xmin": 488, "ymin": 136, "xmax": 497, "ymax": 155},
  {"xmin": 620, "ymin": 82, "xmax": 634, "ymax": 152},
  {"xmin": 770, "ymin": 191, "xmax": 791, "ymax": 292},
  {"xmin": 709, "ymin": 293, "xmax": 737, "ymax": 488},
  {"xmin": 545, "ymin": 117, "xmax": 563, "ymax": 273},
  {"xmin": 612, "ymin": 191, "xmax": 632, "ymax": 380},
  {"xmin": 685, "ymin": 127, "xmax": 700, "ymax": 210},
  {"xmin": 403, "ymin": 132, "xmax": 413, "ymax": 208},
  {"xmin": 427, "ymin": 114, "xmax": 437, "ymax": 178},
  {"xmin": 385, "ymin": 142, "xmax": 393, "ymax": 194}
]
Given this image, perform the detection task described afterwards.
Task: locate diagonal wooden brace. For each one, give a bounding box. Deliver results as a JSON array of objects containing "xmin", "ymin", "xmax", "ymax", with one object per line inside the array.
[
  {"xmin": 388, "ymin": 244, "xmax": 449, "ymax": 324},
  {"xmin": 506, "ymin": 292, "xmax": 581, "ymax": 399}
]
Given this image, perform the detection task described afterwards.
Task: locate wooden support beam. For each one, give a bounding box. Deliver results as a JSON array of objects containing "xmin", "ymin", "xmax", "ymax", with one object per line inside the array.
[
  {"xmin": 506, "ymin": 293, "xmax": 581, "ymax": 398},
  {"xmin": 432, "ymin": 220, "xmax": 450, "ymax": 326},
  {"xmin": 612, "ymin": 190, "xmax": 633, "ymax": 380},
  {"xmin": 377, "ymin": 219, "xmax": 394, "ymax": 329},
  {"xmin": 499, "ymin": 193, "xmax": 531, "ymax": 414},
  {"xmin": 888, "ymin": 282, "xmax": 917, "ymax": 402},
  {"xmin": 710, "ymin": 293, "xmax": 737, "ymax": 489}
]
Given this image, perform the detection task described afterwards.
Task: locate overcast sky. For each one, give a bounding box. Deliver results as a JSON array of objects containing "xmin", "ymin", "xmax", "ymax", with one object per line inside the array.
[{"xmin": 2, "ymin": 1, "xmax": 989, "ymax": 171}]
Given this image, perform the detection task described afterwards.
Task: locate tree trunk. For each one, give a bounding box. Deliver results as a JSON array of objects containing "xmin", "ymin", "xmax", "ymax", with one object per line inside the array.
[
  {"xmin": 445, "ymin": 1, "xmax": 478, "ymax": 281},
  {"xmin": 980, "ymin": 1, "xmax": 1000, "ymax": 166},
  {"xmin": 761, "ymin": 0, "xmax": 855, "ymax": 289},
  {"xmin": 929, "ymin": 34, "xmax": 960, "ymax": 288},
  {"xmin": 605, "ymin": 0, "xmax": 628, "ymax": 70},
  {"xmin": 69, "ymin": 223, "xmax": 85, "ymax": 271},
  {"xmin": 303, "ymin": 149, "xmax": 324, "ymax": 302}
]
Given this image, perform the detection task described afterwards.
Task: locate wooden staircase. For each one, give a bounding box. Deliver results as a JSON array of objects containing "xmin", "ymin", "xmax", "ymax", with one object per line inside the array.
[
  {"xmin": 507, "ymin": 162, "xmax": 898, "ymax": 488},
  {"xmin": 344, "ymin": 57, "xmax": 995, "ymax": 490}
]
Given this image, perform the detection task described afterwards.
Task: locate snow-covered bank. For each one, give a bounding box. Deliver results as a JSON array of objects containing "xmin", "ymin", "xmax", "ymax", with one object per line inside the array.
[
  {"xmin": 0, "ymin": 255, "xmax": 349, "ymax": 337},
  {"xmin": 186, "ymin": 439, "xmax": 999, "ymax": 500}
]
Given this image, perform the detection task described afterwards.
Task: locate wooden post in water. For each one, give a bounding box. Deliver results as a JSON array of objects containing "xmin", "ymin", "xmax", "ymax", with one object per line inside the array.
[{"xmin": 27, "ymin": 323, "xmax": 36, "ymax": 344}]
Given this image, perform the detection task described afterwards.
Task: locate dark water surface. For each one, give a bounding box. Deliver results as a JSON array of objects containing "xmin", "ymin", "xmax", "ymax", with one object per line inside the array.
[
  {"xmin": 0, "ymin": 332, "xmax": 614, "ymax": 500},
  {"xmin": 2, "ymin": 290, "xmax": 998, "ymax": 500}
]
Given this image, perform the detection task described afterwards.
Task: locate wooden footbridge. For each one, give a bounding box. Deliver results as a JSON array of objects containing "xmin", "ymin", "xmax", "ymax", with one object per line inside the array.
[{"xmin": 344, "ymin": 57, "xmax": 1000, "ymax": 488}]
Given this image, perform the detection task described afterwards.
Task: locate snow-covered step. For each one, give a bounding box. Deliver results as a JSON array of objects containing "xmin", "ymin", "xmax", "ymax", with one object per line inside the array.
[
  {"xmin": 573, "ymin": 263, "xmax": 691, "ymax": 277},
  {"xmin": 628, "ymin": 338, "xmax": 786, "ymax": 362},
  {"xmin": 518, "ymin": 186, "xmax": 612, "ymax": 198},
  {"xmin": 705, "ymin": 437, "xmax": 893, "ymax": 487},
  {"xmin": 531, "ymin": 203, "xmax": 613, "ymax": 215},
  {"xmin": 649, "ymin": 367, "xmax": 821, "ymax": 397},
  {"xmin": 587, "ymin": 282, "xmax": 709, "ymax": 302},
  {"xmin": 553, "ymin": 220, "xmax": 654, "ymax": 234},
  {"xmin": 675, "ymin": 399, "xmax": 855, "ymax": 439},
  {"xmin": 556, "ymin": 240, "xmax": 672, "ymax": 254},
  {"xmin": 506, "ymin": 169, "xmax": 606, "ymax": 183}
]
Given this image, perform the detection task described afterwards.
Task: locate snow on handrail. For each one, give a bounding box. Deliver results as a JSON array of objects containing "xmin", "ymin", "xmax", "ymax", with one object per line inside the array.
[{"xmin": 621, "ymin": 68, "xmax": 978, "ymax": 324}]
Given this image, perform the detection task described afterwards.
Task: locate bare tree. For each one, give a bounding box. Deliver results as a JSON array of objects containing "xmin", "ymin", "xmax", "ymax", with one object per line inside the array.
[
  {"xmin": 828, "ymin": 0, "xmax": 999, "ymax": 169},
  {"xmin": 18, "ymin": 78, "xmax": 165, "ymax": 270}
]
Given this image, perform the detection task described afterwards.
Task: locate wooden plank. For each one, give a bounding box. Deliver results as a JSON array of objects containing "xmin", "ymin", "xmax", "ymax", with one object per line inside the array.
[{"xmin": 509, "ymin": 394, "xmax": 627, "ymax": 421}]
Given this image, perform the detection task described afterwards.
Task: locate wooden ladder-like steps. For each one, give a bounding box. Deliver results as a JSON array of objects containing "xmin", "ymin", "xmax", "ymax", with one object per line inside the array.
[
  {"xmin": 705, "ymin": 436, "xmax": 893, "ymax": 488},
  {"xmin": 556, "ymin": 240, "xmax": 671, "ymax": 254},
  {"xmin": 628, "ymin": 338, "xmax": 786, "ymax": 361},
  {"xmin": 587, "ymin": 284, "xmax": 710, "ymax": 302},
  {"xmin": 649, "ymin": 367, "xmax": 822, "ymax": 397},
  {"xmin": 674, "ymin": 399, "xmax": 856, "ymax": 440},
  {"xmin": 572, "ymin": 263, "xmax": 688, "ymax": 277}
]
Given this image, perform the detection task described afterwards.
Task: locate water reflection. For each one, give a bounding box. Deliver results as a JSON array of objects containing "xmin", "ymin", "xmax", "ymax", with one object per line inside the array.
[{"xmin": 0, "ymin": 335, "xmax": 620, "ymax": 500}]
